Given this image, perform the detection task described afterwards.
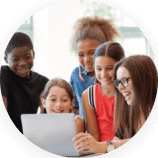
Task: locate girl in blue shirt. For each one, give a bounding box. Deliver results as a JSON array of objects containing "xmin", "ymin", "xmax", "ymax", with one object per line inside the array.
[{"xmin": 70, "ymin": 16, "xmax": 121, "ymax": 120}]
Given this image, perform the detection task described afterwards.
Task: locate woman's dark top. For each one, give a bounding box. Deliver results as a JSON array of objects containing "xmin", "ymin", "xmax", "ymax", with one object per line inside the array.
[
  {"xmin": 115, "ymin": 124, "xmax": 136, "ymax": 139},
  {"xmin": 1, "ymin": 66, "xmax": 49, "ymax": 133}
]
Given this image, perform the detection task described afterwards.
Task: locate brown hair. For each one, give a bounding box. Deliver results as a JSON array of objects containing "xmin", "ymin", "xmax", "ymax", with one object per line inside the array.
[
  {"xmin": 40, "ymin": 78, "xmax": 74, "ymax": 113},
  {"xmin": 94, "ymin": 41, "xmax": 125, "ymax": 83},
  {"xmin": 114, "ymin": 55, "xmax": 158, "ymax": 138},
  {"xmin": 70, "ymin": 16, "xmax": 121, "ymax": 53}
]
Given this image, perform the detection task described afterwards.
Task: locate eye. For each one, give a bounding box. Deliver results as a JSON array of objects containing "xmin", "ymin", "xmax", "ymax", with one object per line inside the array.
[
  {"xmin": 11, "ymin": 58, "xmax": 18, "ymax": 62},
  {"xmin": 96, "ymin": 67, "xmax": 101, "ymax": 71},
  {"xmin": 50, "ymin": 99, "xmax": 56, "ymax": 101},
  {"xmin": 107, "ymin": 67, "xmax": 113, "ymax": 70},
  {"xmin": 78, "ymin": 53, "xmax": 84, "ymax": 57},
  {"xmin": 25, "ymin": 56, "xmax": 32, "ymax": 60},
  {"xmin": 63, "ymin": 99, "xmax": 68, "ymax": 102},
  {"xmin": 89, "ymin": 51, "xmax": 95, "ymax": 55}
]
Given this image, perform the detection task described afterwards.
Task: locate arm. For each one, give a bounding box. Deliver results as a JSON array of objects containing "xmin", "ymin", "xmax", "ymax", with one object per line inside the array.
[
  {"xmin": 72, "ymin": 107, "xmax": 79, "ymax": 115},
  {"xmin": 75, "ymin": 117, "xmax": 84, "ymax": 134},
  {"xmin": 1, "ymin": 77, "xmax": 8, "ymax": 111},
  {"xmin": 2, "ymin": 96, "xmax": 7, "ymax": 111},
  {"xmin": 112, "ymin": 136, "xmax": 130, "ymax": 149},
  {"xmin": 70, "ymin": 75, "xmax": 79, "ymax": 115},
  {"xmin": 82, "ymin": 89, "xmax": 100, "ymax": 141},
  {"xmin": 73, "ymin": 133, "xmax": 130, "ymax": 153}
]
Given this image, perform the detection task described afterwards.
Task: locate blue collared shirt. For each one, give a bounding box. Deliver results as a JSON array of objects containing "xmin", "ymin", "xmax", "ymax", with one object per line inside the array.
[{"xmin": 70, "ymin": 66, "xmax": 95, "ymax": 120}]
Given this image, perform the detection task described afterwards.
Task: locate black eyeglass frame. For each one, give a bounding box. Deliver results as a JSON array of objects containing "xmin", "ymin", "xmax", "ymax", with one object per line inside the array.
[{"xmin": 114, "ymin": 77, "xmax": 131, "ymax": 89}]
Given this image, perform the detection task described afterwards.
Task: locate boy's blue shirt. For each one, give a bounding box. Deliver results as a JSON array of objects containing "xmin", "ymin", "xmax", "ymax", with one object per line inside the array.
[{"xmin": 70, "ymin": 66, "xmax": 95, "ymax": 120}]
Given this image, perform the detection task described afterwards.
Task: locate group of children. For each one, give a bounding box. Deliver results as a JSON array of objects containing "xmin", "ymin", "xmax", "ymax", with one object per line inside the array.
[{"xmin": 1, "ymin": 16, "xmax": 157, "ymax": 153}]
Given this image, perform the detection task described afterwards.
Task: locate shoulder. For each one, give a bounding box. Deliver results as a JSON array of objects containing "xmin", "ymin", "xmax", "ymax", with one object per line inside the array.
[
  {"xmin": 70, "ymin": 67, "xmax": 79, "ymax": 82},
  {"xmin": 1, "ymin": 66, "xmax": 11, "ymax": 97},
  {"xmin": 82, "ymin": 85, "xmax": 95, "ymax": 97},
  {"xmin": 82, "ymin": 88, "xmax": 89, "ymax": 98},
  {"xmin": 72, "ymin": 66, "xmax": 79, "ymax": 72},
  {"xmin": 1, "ymin": 65, "xmax": 10, "ymax": 73},
  {"xmin": 1, "ymin": 65, "xmax": 11, "ymax": 81},
  {"xmin": 87, "ymin": 85, "xmax": 97, "ymax": 110},
  {"xmin": 31, "ymin": 71, "xmax": 49, "ymax": 83},
  {"xmin": 71, "ymin": 67, "xmax": 79, "ymax": 76}
]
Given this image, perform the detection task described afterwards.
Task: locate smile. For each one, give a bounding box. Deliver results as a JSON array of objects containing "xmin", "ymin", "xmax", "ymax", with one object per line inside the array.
[
  {"xmin": 53, "ymin": 110, "xmax": 64, "ymax": 113},
  {"xmin": 123, "ymin": 92, "xmax": 131, "ymax": 101},
  {"xmin": 102, "ymin": 77, "xmax": 112, "ymax": 81},
  {"xmin": 17, "ymin": 68, "xmax": 29, "ymax": 73},
  {"xmin": 85, "ymin": 63, "xmax": 93, "ymax": 67}
]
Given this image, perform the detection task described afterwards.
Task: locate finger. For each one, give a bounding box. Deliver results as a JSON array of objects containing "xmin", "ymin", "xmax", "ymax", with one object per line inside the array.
[
  {"xmin": 72, "ymin": 133, "xmax": 89, "ymax": 141},
  {"xmin": 74, "ymin": 136, "xmax": 87, "ymax": 146},
  {"xmin": 75, "ymin": 141, "xmax": 90, "ymax": 152}
]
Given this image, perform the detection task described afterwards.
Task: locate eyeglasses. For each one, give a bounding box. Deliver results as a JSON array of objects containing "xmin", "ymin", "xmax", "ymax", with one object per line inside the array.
[{"xmin": 114, "ymin": 77, "xmax": 131, "ymax": 89}]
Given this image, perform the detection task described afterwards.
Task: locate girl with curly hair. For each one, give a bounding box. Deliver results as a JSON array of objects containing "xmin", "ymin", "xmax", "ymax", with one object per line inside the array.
[{"xmin": 70, "ymin": 16, "xmax": 121, "ymax": 120}]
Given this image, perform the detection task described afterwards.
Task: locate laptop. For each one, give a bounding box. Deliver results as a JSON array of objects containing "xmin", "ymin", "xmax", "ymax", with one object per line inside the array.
[{"xmin": 21, "ymin": 113, "xmax": 94, "ymax": 157}]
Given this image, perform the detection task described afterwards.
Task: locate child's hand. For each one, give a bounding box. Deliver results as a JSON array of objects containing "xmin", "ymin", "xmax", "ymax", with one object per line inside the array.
[{"xmin": 72, "ymin": 133, "xmax": 107, "ymax": 153}]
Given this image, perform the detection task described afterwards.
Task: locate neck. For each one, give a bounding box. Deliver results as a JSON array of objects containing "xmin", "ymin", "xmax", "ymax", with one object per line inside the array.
[
  {"xmin": 100, "ymin": 84, "xmax": 115, "ymax": 97},
  {"xmin": 90, "ymin": 71, "xmax": 95, "ymax": 76}
]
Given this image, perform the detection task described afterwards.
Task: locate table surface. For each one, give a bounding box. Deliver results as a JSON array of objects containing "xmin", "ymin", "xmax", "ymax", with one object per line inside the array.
[{"xmin": 68, "ymin": 153, "xmax": 104, "ymax": 158}]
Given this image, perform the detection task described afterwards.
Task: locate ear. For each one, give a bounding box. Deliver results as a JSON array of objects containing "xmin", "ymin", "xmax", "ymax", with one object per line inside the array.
[
  {"xmin": 70, "ymin": 99, "xmax": 75, "ymax": 108},
  {"xmin": 32, "ymin": 50, "xmax": 35, "ymax": 59},
  {"xmin": 4, "ymin": 56, "xmax": 8, "ymax": 64},
  {"xmin": 41, "ymin": 98, "xmax": 46, "ymax": 108}
]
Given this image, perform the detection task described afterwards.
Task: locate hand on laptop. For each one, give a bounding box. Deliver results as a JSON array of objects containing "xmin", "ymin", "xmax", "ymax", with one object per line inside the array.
[{"xmin": 72, "ymin": 133, "xmax": 108, "ymax": 153}]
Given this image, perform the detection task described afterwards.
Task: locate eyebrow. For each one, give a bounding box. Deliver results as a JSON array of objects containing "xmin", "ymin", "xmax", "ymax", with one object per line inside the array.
[
  {"xmin": 118, "ymin": 77, "xmax": 130, "ymax": 80},
  {"xmin": 49, "ymin": 95, "xmax": 69, "ymax": 97},
  {"xmin": 11, "ymin": 52, "xmax": 32, "ymax": 57},
  {"xmin": 95, "ymin": 65, "xmax": 114, "ymax": 67},
  {"xmin": 11, "ymin": 55, "xmax": 18, "ymax": 58},
  {"xmin": 77, "ymin": 49, "xmax": 96, "ymax": 54}
]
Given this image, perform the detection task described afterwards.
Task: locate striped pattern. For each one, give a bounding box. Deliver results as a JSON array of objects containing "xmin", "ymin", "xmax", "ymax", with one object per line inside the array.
[{"xmin": 88, "ymin": 85, "xmax": 96, "ymax": 110}]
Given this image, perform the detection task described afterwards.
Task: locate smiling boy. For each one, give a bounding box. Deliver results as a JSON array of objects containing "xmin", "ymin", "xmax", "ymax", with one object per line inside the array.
[{"xmin": 1, "ymin": 32, "xmax": 49, "ymax": 133}]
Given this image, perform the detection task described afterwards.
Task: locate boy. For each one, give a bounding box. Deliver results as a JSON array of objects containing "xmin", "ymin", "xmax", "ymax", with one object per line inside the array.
[{"xmin": 1, "ymin": 32, "xmax": 49, "ymax": 133}]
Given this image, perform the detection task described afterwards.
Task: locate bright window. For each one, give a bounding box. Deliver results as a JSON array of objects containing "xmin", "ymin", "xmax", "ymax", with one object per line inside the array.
[{"xmin": 14, "ymin": 0, "xmax": 154, "ymax": 81}]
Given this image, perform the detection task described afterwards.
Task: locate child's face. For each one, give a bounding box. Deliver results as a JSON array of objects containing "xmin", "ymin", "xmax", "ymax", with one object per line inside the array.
[
  {"xmin": 5, "ymin": 46, "xmax": 34, "ymax": 78},
  {"xmin": 77, "ymin": 39, "xmax": 100, "ymax": 74},
  {"xmin": 41, "ymin": 86, "xmax": 75, "ymax": 114},
  {"xmin": 95, "ymin": 56, "xmax": 116, "ymax": 87}
]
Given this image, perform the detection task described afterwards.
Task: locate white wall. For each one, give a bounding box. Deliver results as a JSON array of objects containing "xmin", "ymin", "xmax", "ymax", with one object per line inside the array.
[
  {"xmin": 33, "ymin": 0, "xmax": 82, "ymax": 82},
  {"xmin": 3, "ymin": 0, "xmax": 153, "ymax": 81}
]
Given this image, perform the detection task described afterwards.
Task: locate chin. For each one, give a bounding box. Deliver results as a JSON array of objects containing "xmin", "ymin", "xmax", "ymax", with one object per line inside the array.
[
  {"xmin": 127, "ymin": 100, "xmax": 133, "ymax": 106},
  {"xmin": 85, "ymin": 68, "xmax": 94, "ymax": 73}
]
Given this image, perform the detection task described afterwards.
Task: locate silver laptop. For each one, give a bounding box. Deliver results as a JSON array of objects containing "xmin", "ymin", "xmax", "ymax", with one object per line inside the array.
[{"xmin": 21, "ymin": 113, "xmax": 94, "ymax": 157}]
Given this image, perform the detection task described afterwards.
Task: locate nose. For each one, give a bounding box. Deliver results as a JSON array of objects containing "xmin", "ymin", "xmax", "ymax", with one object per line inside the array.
[
  {"xmin": 118, "ymin": 82, "xmax": 124, "ymax": 91},
  {"xmin": 19, "ymin": 59, "xmax": 27, "ymax": 66},
  {"xmin": 55, "ymin": 100, "xmax": 62, "ymax": 108},
  {"xmin": 102, "ymin": 69, "xmax": 108, "ymax": 78},
  {"xmin": 84, "ymin": 55, "xmax": 91, "ymax": 63}
]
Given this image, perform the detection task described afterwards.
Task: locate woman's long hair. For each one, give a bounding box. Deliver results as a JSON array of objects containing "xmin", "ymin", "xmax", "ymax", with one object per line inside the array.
[{"xmin": 114, "ymin": 55, "xmax": 157, "ymax": 138}]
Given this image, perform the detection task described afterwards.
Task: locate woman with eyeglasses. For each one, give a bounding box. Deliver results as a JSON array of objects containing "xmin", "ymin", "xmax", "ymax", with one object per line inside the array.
[{"xmin": 72, "ymin": 55, "xmax": 157, "ymax": 153}]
